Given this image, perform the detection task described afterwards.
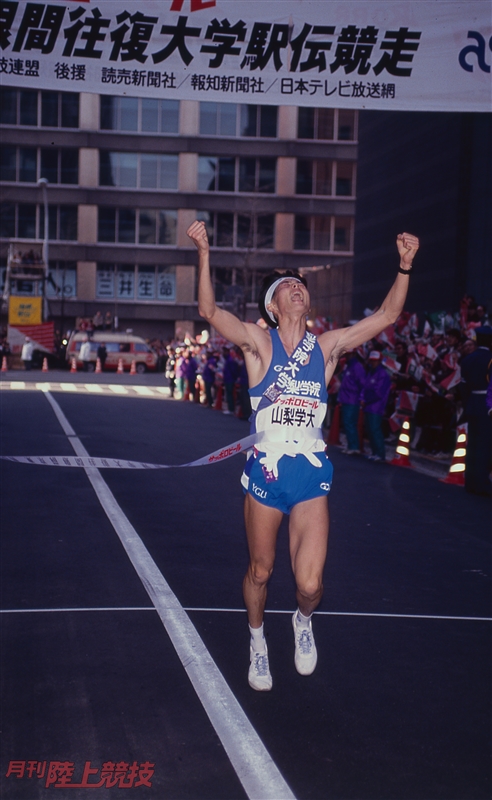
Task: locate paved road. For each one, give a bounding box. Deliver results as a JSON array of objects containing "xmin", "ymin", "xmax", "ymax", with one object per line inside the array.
[{"xmin": 1, "ymin": 379, "xmax": 490, "ymax": 800}]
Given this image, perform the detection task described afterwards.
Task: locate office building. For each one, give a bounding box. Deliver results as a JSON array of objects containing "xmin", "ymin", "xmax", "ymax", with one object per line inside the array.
[{"xmin": 0, "ymin": 87, "xmax": 358, "ymax": 340}]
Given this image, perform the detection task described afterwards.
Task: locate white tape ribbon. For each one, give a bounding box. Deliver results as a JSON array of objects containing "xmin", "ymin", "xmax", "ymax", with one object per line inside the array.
[{"xmin": 2, "ymin": 434, "xmax": 259, "ymax": 470}]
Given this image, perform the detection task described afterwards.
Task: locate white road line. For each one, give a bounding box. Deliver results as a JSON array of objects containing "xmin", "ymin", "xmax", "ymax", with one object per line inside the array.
[
  {"xmin": 1, "ymin": 606, "xmax": 490, "ymax": 622},
  {"xmin": 0, "ymin": 607, "xmax": 156, "ymax": 613},
  {"xmin": 109, "ymin": 385, "xmax": 128, "ymax": 394},
  {"xmin": 41, "ymin": 391, "xmax": 296, "ymax": 800},
  {"xmin": 10, "ymin": 381, "xmax": 25, "ymax": 389},
  {"xmin": 155, "ymin": 387, "xmax": 170, "ymax": 395},
  {"xmin": 36, "ymin": 382, "xmax": 51, "ymax": 391},
  {"xmin": 60, "ymin": 383, "xmax": 78, "ymax": 392},
  {"xmin": 183, "ymin": 608, "xmax": 492, "ymax": 622},
  {"xmin": 85, "ymin": 384, "xmax": 104, "ymax": 393},
  {"xmin": 132, "ymin": 386, "xmax": 154, "ymax": 396}
]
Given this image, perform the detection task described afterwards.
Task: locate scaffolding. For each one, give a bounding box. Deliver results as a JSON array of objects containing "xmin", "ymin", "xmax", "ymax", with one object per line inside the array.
[{"xmin": 2, "ymin": 241, "xmax": 48, "ymax": 317}]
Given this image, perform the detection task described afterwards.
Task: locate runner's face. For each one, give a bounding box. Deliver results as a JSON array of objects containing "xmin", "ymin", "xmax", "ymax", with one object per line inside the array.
[{"xmin": 269, "ymin": 279, "xmax": 309, "ymax": 317}]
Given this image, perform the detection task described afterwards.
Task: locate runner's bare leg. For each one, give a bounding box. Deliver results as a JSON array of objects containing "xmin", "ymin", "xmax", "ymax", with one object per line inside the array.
[
  {"xmin": 243, "ymin": 493, "xmax": 283, "ymax": 628},
  {"xmin": 289, "ymin": 495, "xmax": 329, "ymax": 616}
]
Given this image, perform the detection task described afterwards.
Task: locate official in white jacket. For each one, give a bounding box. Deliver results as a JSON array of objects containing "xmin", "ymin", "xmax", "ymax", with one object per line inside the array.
[{"xmin": 21, "ymin": 337, "xmax": 34, "ymax": 370}]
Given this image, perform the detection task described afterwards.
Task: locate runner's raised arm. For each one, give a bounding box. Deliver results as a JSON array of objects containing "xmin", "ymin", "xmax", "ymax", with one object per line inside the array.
[
  {"xmin": 187, "ymin": 220, "xmax": 267, "ymax": 354},
  {"xmin": 318, "ymin": 231, "xmax": 420, "ymax": 364}
]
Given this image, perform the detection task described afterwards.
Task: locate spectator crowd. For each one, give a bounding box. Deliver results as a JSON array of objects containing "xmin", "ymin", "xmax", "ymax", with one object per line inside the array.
[
  {"xmin": 151, "ymin": 295, "xmax": 488, "ymax": 442},
  {"xmin": 325, "ymin": 295, "xmax": 490, "ymax": 459},
  {"xmin": 151, "ymin": 293, "xmax": 491, "ymax": 494},
  {"xmin": 2, "ymin": 293, "xmax": 490, "ymax": 494}
]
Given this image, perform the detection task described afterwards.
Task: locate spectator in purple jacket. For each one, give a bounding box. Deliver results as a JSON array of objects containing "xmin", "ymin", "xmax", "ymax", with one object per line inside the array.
[
  {"xmin": 362, "ymin": 350, "xmax": 392, "ymax": 461},
  {"xmin": 338, "ymin": 351, "xmax": 366, "ymax": 454}
]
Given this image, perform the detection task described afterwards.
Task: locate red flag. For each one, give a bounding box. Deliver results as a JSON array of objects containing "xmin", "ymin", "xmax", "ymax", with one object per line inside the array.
[
  {"xmin": 440, "ymin": 368, "xmax": 461, "ymax": 391},
  {"xmin": 382, "ymin": 356, "xmax": 401, "ymax": 373},
  {"xmin": 398, "ymin": 390, "xmax": 420, "ymax": 412}
]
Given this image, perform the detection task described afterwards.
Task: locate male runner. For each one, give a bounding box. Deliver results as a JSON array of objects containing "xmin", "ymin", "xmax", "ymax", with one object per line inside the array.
[{"xmin": 187, "ymin": 220, "xmax": 419, "ymax": 691}]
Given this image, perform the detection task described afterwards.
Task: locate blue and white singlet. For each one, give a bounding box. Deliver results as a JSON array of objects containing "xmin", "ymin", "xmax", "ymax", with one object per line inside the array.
[{"xmin": 241, "ymin": 329, "xmax": 333, "ymax": 511}]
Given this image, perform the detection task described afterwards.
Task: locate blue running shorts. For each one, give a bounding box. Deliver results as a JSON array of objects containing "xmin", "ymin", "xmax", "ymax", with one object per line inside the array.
[{"xmin": 241, "ymin": 449, "xmax": 333, "ymax": 514}]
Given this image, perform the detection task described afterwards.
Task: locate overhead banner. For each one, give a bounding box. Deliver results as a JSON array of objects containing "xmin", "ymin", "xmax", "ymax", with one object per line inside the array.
[{"xmin": 0, "ymin": 0, "xmax": 490, "ymax": 112}]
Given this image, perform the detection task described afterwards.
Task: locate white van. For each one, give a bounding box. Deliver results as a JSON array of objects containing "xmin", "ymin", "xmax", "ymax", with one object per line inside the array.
[{"xmin": 67, "ymin": 331, "xmax": 158, "ymax": 373}]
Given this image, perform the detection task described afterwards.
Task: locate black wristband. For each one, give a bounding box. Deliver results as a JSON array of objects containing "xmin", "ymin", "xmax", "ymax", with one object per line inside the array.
[{"xmin": 398, "ymin": 266, "xmax": 413, "ymax": 274}]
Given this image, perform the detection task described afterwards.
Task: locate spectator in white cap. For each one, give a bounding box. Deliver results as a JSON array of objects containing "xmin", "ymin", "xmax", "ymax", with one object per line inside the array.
[{"xmin": 362, "ymin": 350, "xmax": 391, "ymax": 461}]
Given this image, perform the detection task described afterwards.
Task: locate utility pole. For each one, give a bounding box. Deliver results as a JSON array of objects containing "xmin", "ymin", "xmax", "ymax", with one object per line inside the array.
[{"xmin": 37, "ymin": 177, "xmax": 49, "ymax": 321}]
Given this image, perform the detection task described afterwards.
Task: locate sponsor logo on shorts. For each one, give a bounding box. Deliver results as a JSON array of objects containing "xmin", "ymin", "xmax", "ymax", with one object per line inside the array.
[
  {"xmin": 252, "ymin": 482, "xmax": 268, "ymax": 499},
  {"xmin": 320, "ymin": 482, "xmax": 331, "ymax": 491}
]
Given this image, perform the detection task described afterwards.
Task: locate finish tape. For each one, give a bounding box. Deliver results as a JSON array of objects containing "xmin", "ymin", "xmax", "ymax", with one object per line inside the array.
[{"xmin": 1, "ymin": 434, "xmax": 258, "ymax": 471}]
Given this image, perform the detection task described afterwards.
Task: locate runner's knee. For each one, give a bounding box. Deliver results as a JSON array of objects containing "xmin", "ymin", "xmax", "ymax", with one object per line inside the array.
[
  {"xmin": 248, "ymin": 561, "xmax": 273, "ymax": 587},
  {"xmin": 296, "ymin": 576, "xmax": 323, "ymax": 602}
]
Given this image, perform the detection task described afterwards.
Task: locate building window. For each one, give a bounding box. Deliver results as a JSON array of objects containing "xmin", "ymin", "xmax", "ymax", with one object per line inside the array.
[
  {"xmin": 295, "ymin": 160, "xmax": 355, "ymax": 196},
  {"xmin": 337, "ymin": 110, "xmax": 357, "ymax": 141},
  {"xmin": 98, "ymin": 208, "xmax": 177, "ymax": 245},
  {"xmin": 296, "ymin": 159, "xmax": 333, "ymax": 196},
  {"xmin": 198, "ymin": 212, "xmax": 274, "ymax": 249},
  {"xmin": 0, "ymin": 203, "xmax": 77, "ymax": 240},
  {"xmin": 0, "ymin": 146, "xmax": 78, "ymax": 184},
  {"xmin": 199, "ymin": 103, "xmax": 278, "ymax": 137},
  {"xmin": 40, "ymin": 205, "xmax": 78, "ymax": 240},
  {"xmin": 96, "ymin": 263, "xmax": 176, "ymax": 302},
  {"xmin": 46, "ymin": 261, "xmax": 77, "ymax": 299},
  {"xmin": 198, "ymin": 156, "xmax": 276, "ymax": 193},
  {"xmin": 99, "ymin": 152, "xmax": 178, "ymax": 190},
  {"xmin": 100, "ymin": 96, "xmax": 179, "ymax": 134},
  {"xmin": 294, "ymin": 215, "xmax": 353, "ymax": 252},
  {"xmin": 0, "ymin": 88, "xmax": 79, "ymax": 128},
  {"xmin": 335, "ymin": 161, "xmax": 354, "ymax": 196},
  {"xmin": 297, "ymin": 108, "xmax": 357, "ymax": 141},
  {"xmin": 333, "ymin": 217, "xmax": 353, "ymax": 251}
]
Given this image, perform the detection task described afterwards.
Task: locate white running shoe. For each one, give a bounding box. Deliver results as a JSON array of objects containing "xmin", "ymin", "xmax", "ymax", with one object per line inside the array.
[
  {"xmin": 248, "ymin": 645, "xmax": 272, "ymax": 691},
  {"xmin": 292, "ymin": 612, "xmax": 317, "ymax": 676}
]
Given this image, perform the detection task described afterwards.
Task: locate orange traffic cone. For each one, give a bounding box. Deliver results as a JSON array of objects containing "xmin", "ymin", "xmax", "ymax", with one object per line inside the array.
[
  {"xmin": 390, "ymin": 417, "xmax": 413, "ymax": 468},
  {"xmin": 328, "ymin": 404, "xmax": 341, "ymax": 445},
  {"xmin": 440, "ymin": 423, "xmax": 467, "ymax": 486},
  {"xmin": 117, "ymin": 358, "xmax": 124, "ymax": 374},
  {"xmin": 70, "ymin": 356, "xmax": 77, "ymax": 373},
  {"xmin": 130, "ymin": 360, "xmax": 137, "ymax": 375},
  {"xmin": 1, "ymin": 356, "xmax": 7, "ymax": 372},
  {"xmin": 42, "ymin": 357, "xmax": 48, "ymax": 372},
  {"xmin": 95, "ymin": 357, "xmax": 102, "ymax": 374},
  {"xmin": 214, "ymin": 384, "xmax": 223, "ymax": 410}
]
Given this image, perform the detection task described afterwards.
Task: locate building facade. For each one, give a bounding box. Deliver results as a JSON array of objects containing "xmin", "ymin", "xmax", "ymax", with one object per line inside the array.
[
  {"xmin": 352, "ymin": 110, "xmax": 491, "ymax": 319},
  {"xmin": 1, "ymin": 87, "xmax": 358, "ymax": 341}
]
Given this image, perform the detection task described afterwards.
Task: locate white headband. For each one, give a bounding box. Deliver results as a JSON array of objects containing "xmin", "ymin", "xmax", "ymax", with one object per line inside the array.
[{"xmin": 264, "ymin": 277, "xmax": 303, "ymax": 323}]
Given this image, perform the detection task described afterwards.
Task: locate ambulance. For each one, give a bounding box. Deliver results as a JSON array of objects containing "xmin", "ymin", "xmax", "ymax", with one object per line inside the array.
[{"xmin": 66, "ymin": 331, "xmax": 158, "ymax": 373}]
